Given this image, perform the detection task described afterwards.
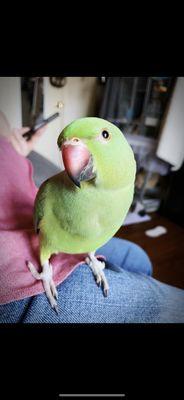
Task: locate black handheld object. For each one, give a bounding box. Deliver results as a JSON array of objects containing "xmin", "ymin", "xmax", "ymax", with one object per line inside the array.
[{"xmin": 22, "ymin": 112, "xmax": 60, "ymax": 141}]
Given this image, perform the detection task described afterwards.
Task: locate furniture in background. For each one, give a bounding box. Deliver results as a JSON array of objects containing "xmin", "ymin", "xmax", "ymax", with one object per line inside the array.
[{"xmin": 99, "ymin": 77, "xmax": 182, "ymax": 216}]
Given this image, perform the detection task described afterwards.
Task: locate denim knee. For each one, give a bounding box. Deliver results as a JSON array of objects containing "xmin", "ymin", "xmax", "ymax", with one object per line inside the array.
[{"xmin": 122, "ymin": 241, "xmax": 153, "ymax": 276}]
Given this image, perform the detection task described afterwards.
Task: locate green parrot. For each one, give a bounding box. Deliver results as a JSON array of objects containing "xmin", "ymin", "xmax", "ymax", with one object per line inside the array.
[{"xmin": 27, "ymin": 117, "xmax": 136, "ymax": 312}]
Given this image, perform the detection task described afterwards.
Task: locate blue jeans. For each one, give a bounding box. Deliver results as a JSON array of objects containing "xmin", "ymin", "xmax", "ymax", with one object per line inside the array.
[{"xmin": 0, "ymin": 237, "xmax": 184, "ymax": 323}]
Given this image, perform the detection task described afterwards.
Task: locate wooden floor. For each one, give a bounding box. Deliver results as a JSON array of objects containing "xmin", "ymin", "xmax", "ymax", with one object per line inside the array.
[{"xmin": 115, "ymin": 213, "xmax": 184, "ymax": 289}]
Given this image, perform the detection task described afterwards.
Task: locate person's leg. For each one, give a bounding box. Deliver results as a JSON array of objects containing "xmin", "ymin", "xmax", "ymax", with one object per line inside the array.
[
  {"xmin": 0, "ymin": 238, "xmax": 184, "ymax": 323},
  {"xmin": 97, "ymin": 237, "xmax": 153, "ymax": 276}
]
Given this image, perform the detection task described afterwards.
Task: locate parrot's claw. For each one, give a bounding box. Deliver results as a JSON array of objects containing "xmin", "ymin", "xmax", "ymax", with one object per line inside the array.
[
  {"xmin": 50, "ymin": 280, "xmax": 58, "ymax": 300},
  {"xmin": 86, "ymin": 254, "xmax": 109, "ymax": 297},
  {"xmin": 96, "ymin": 275, "xmax": 102, "ymax": 286},
  {"xmin": 52, "ymin": 304, "xmax": 59, "ymax": 315},
  {"xmin": 42, "ymin": 276, "xmax": 59, "ymax": 312},
  {"xmin": 27, "ymin": 260, "xmax": 59, "ymax": 312}
]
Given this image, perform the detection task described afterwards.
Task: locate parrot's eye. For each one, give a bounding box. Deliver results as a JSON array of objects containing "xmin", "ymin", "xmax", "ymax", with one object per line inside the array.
[{"xmin": 101, "ymin": 130, "xmax": 111, "ymax": 140}]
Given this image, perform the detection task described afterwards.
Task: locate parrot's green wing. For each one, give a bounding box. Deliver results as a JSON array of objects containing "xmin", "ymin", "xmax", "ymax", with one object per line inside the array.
[{"xmin": 34, "ymin": 180, "xmax": 49, "ymax": 233}]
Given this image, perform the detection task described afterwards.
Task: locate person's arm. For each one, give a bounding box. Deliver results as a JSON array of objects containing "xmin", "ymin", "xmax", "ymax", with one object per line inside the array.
[{"xmin": 6, "ymin": 126, "xmax": 47, "ymax": 157}]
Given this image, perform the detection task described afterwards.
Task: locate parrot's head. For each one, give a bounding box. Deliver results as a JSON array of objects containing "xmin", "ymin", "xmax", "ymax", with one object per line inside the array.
[{"xmin": 57, "ymin": 117, "xmax": 136, "ymax": 189}]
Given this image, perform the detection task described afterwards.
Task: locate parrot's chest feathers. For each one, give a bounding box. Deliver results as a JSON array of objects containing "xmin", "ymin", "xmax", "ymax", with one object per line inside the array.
[
  {"xmin": 37, "ymin": 173, "xmax": 134, "ymax": 254},
  {"xmin": 50, "ymin": 182, "xmax": 133, "ymax": 240}
]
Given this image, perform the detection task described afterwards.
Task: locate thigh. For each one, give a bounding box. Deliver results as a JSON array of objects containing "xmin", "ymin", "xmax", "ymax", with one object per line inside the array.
[
  {"xmin": 1, "ymin": 263, "xmax": 184, "ymax": 323},
  {"xmin": 96, "ymin": 237, "xmax": 153, "ymax": 276},
  {"xmin": 0, "ymin": 297, "xmax": 32, "ymax": 323}
]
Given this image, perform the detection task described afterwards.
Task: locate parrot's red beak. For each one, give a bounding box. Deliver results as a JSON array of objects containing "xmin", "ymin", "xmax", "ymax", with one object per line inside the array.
[{"xmin": 61, "ymin": 138, "xmax": 96, "ymax": 188}]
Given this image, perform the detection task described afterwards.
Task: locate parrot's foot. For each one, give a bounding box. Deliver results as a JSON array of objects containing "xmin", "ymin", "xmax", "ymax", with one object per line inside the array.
[
  {"xmin": 85, "ymin": 253, "xmax": 109, "ymax": 297},
  {"xmin": 27, "ymin": 261, "xmax": 58, "ymax": 313}
]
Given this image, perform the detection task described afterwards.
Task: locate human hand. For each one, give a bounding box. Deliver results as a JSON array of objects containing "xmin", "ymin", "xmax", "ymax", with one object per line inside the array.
[{"xmin": 7, "ymin": 125, "xmax": 47, "ymax": 157}]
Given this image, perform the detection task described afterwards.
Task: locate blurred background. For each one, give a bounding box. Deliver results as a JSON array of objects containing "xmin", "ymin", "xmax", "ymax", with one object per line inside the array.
[{"xmin": 0, "ymin": 76, "xmax": 184, "ymax": 289}]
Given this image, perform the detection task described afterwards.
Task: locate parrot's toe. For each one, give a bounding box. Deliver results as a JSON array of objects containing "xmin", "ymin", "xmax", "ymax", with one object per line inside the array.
[
  {"xmin": 27, "ymin": 260, "xmax": 59, "ymax": 313},
  {"xmin": 26, "ymin": 261, "xmax": 42, "ymax": 280},
  {"xmin": 86, "ymin": 254, "xmax": 109, "ymax": 297},
  {"xmin": 52, "ymin": 304, "xmax": 59, "ymax": 315},
  {"xmin": 54, "ymin": 292, "xmax": 58, "ymax": 300},
  {"xmin": 50, "ymin": 280, "xmax": 58, "ymax": 300},
  {"xmin": 44, "ymin": 284, "xmax": 59, "ymax": 312},
  {"xmin": 103, "ymin": 288, "xmax": 109, "ymax": 297},
  {"xmin": 101, "ymin": 274, "xmax": 109, "ymax": 297},
  {"xmin": 96, "ymin": 275, "xmax": 102, "ymax": 286},
  {"xmin": 96, "ymin": 271, "xmax": 109, "ymax": 296},
  {"xmin": 42, "ymin": 278, "xmax": 59, "ymax": 312}
]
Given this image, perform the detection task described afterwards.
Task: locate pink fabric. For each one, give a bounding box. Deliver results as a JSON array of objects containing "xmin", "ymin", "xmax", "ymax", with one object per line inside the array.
[{"xmin": 0, "ymin": 138, "xmax": 104, "ymax": 304}]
